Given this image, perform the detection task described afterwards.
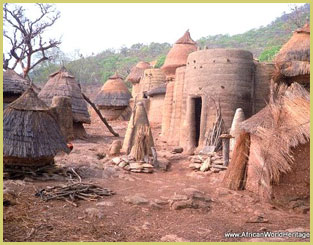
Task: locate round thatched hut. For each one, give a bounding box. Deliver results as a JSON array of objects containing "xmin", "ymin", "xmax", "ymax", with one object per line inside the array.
[
  {"xmin": 3, "ymin": 87, "xmax": 70, "ymax": 167},
  {"xmin": 180, "ymin": 49, "xmax": 255, "ymax": 152},
  {"xmin": 3, "ymin": 69, "xmax": 30, "ymax": 109},
  {"xmin": 274, "ymin": 23, "xmax": 310, "ymax": 87},
  {"xmin": 38, "ymin": 67, "xmax": 91, "ymax": 138},
  {"xmin": 161, "ymin": 30, "xmax": 197, "ymax": 78},
  {"xmin": 94, "ymin": 72, "xmax": 131, "ymax": 121},
  {"xmin": 140, "ymin": 68, "xmax": 166, "ymax": 98},
  {"xmin": 126, "ymin": 61, "xmax": 151, "ymax": 98},
  {"xmin": 225, "ymin": 83, "xmax": 310, "ymax": 206},
  {"xmin": 146, "ymin": 84, "xmax": 167, "ymax": 124}
]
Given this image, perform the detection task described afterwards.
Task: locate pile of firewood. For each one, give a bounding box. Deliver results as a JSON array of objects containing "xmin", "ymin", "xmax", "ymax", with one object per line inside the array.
[{"xmin": 35, "ymin": 182, "xmax": 115, "ymax": 206}]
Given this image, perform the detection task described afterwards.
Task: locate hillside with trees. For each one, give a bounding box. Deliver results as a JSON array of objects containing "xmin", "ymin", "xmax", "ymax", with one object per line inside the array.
[{"xmin": 29, "ymin": 4, "xmax": 309, "ymax": 86}]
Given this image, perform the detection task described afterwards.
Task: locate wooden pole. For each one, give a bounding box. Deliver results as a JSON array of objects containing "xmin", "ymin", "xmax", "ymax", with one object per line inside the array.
[
  {"xmin": 82, "ymin": 93, "xmax": 119, "ymax": 137},
  {"xmin": 220, "ymin": 134, "xmax": 233, "ymax": 166}
]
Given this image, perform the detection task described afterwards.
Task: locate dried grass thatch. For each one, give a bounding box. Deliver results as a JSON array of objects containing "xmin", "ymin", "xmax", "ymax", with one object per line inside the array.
[
  {"xmin": 161, "ymin": 30, "xmax": 197, "ymax": 76},
  {"xmin": 274, "ymin": 23, "xmax": 310, "ymax": 83},
  {"xmin": 38, "ymin": 67, "xmax": 90, "ymax": 124},
  {"xmin": 3, "ymin": 69, "xmax": 30, "ymax": 95},
  {"xmin": 241, "ymin": 82, "xmax": 310, "ymax": 184},
  {"xmin": 126, "ymin": 61, "xmax": 151, "ymax": 84},
  {"xmin": 122, "ymin": 102, "xmax": 154, "ymax": 155},
  {"xmin": 94, "ymin": 72, "xmax": 131, "ymax": 107},
  {"xmin": 223, "ymin": 132, "xmax": 250, "ymax": 190},
  {"xmin": 3, "ymin": 88, "xmax": 70, "ymax": 166}
]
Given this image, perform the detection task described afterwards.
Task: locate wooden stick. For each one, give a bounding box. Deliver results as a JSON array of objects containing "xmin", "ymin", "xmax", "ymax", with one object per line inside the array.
[{"xmin": 82, "ymin": 93, "xmax": 119, "ymax": 137}]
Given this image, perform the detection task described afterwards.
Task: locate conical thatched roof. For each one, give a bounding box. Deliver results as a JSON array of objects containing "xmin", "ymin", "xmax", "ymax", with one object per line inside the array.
[
  {"xmin": 274, "ymin": 23, "xmax": 310, "ymax": 79},
  {"xmin": 3, "ymin": 88, "xmax": 70, "ymax": 160},
  {"xmin": 3, "ymin": 69, "xmax": 30, "ymax": 95},
  {"xmin": 95, "ymin": 72, "xmax": 131, "ymax": 107},
  {"xmin": 38, "ymin": 67, "xmax": 90, "ymax": 124},
  {"xmin": 240, "ymin": 82, "xmax": 309, "ymax": 184},
  {"xmin": 161, "ymin": 30, "xmax": 197, "ymax": 76},
  {"xmin": 126, "ymin": 61, "xmax": 151, "ymax": 84}
]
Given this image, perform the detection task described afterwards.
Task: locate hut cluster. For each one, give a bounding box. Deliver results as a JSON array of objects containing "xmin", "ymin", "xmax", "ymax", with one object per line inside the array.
[
  {"xmin": 3, "ymin": 67, "xmax": 91, "ymax": 168},
  {"xmin": 2, "ymin": 24, "xmax": 310, "ymax": 207}
]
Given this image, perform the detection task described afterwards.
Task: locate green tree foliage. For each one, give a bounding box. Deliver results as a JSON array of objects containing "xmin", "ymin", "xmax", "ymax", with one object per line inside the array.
[
  {"xmin": 258, "ymin": 45, "xmax": 282, "ymax": 62},
  {"xmin": 154, "ymin": 55, "xmax": 166, "ymax": 68},
  {"xmin": 29, "ymin": 4, "xmax": 309, "ymax": 86}
]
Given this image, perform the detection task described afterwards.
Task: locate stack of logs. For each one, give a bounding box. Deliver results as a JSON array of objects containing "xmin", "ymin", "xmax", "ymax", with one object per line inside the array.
[
  {"xmin": 111, "ymin": 157, "xmax": 154, "ymax": 173},
  {"xmin": 188, "ymin": 152, "xmax": 228, "ymax": 173}
]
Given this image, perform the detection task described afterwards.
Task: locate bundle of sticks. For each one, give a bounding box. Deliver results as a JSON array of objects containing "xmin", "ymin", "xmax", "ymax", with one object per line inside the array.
[
  {"xmin": 205, "ymin": 99, "xmax": 224, "ymax": 152},
  {"xmin": 35, "ymin": 182, "xmax": 115, "ymax": 206}
]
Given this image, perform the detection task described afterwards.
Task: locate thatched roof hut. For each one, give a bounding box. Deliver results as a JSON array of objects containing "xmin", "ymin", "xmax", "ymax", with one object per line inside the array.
[
  {"xmin": 274, "ymin": 23, "xmax": 310, "ymax": 85},
  {"xmin": 3, "ymin": 87, "xmax": 70, "ymax": 167},
  {"xmin": 126, "ymin": 61, "xmax": 151, "ymax": 84},
  {"xmin": 38, "ymin": 67, "xmax": 90, "ymax": 124},
  {"xmin": 94, "ymin": 72, "xmax": 131, "ymax": 120},
  {"xmin": 224, "ymin": 82, "xmax": 310, "ymax": 205},
  {"xmin": 3, "ymin": 69, "xmax": 30, "ymax": 108},
  {"xmin": 161, "ymin": 30, "xmax": 197, "ymax": 77}
]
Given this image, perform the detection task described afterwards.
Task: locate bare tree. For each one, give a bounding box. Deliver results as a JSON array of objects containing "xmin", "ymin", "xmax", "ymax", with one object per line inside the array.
[{"xmin": 3, "ymin": 3, "xmax": 61, "ymax": 79}]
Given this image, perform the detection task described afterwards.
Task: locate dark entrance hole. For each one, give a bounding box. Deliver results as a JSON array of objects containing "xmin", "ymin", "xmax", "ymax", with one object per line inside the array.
[{"xmin": 193, "ymin": 97, "xmax": 202, "ymax": 147}]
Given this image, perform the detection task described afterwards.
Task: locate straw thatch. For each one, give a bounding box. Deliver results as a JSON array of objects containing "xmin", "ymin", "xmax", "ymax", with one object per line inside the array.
[
  {"xmin": 3, "ymin": 88, "xmax": 70, "ymax": 167},
  {"xmin": 122, "ymin": 102, "xmax": 154, "ymax": 155},
  {"xmin": 38, "ymin": 66, "xmax": 90, "ymax": 124},
  {"xmin": 161, "ymin": 30, "xmax": 197, "ymax": 77},
  {"xmin": 274, "ymin": 23, "xmax": 310, "ymax": 83},
  {"xmin": 3, "ymin": 69, "xmax": 30, "ymax": 95},
  {"xmin": 223, "ymin": 132, "xmax": 250, "ymax": 190},
  {"xmin": 126, "ymin": 61, "xmax": 151, "ymax": 84},
  {"xmin": 94, "ymin": 72, "xmax": 131, "ymax": 107},
  {"xmin": 239, "ymin": 82, "xmax": 309, "ymax": 199}
]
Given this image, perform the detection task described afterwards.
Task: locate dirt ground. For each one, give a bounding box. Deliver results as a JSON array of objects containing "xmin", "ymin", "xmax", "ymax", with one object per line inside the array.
[{"xmin": 3, "ymin": 116, "xmax": 310, "ymax": 242}]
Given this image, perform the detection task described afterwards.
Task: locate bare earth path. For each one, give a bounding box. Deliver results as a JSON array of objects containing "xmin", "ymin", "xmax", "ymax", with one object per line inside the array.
[{"xmin": 3, "ymin": 119, "xmax": 310, "ymax": 242}]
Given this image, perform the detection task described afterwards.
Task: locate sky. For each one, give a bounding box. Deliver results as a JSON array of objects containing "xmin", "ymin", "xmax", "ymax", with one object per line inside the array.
[{"xmin": 4, "ymin": 3, "xmax": 306, "ymax": 57}]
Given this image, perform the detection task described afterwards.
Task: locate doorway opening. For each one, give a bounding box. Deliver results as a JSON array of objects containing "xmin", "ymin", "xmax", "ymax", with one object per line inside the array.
[{"xmin": 193, "ymin": 97, "xmax": 202, "ymax": 147}]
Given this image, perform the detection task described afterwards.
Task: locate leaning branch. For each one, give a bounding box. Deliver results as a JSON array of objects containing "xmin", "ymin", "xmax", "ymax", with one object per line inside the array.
[{"xmin": 82, "ymin": 93, "xmax": 119, "ymax": 137}]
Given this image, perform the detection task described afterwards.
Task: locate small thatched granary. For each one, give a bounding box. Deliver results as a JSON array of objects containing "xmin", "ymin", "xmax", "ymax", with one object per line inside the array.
[
  {"xmin": 224, "ymin": 83, "xmax": 310, "ymax": 205},
  {"xmin": 3, "ymin": 87, "xmax": 70, "ymax": 167},
  {"xmin": 274, "ymin": 23, "xmax": 310, "ymax": 87},
  {"xmin": 126, "ymin": 61, "xmax": 151, "ymax": 98},
  {"xmin": 94, "ymin": 72, "xmax": 131, "ymax": 120},
  {"xmin": 161, "ymin": 30, "xmax": 197, "ymax": 78},
  {"xmin": 38, "ymin": 67, "xmax": 91, "ymax": 138},
  {"xmin": 3, "ymin": 69, "xmax": 30, "ymax": 109}
]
